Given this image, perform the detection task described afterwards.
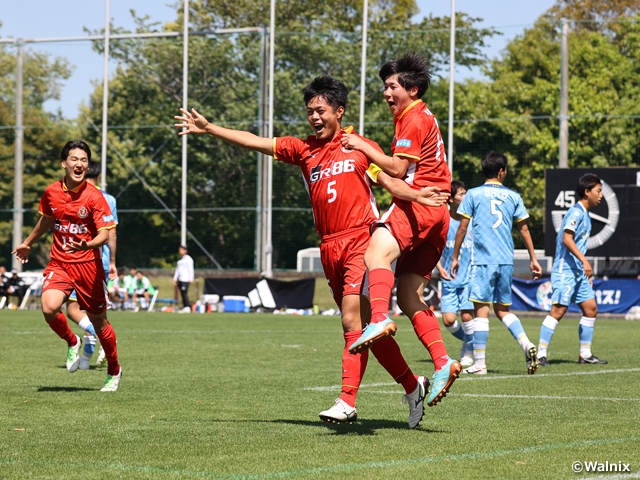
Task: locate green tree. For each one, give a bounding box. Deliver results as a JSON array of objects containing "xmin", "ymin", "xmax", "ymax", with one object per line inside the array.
[
  {"xmin": 80, "ymin": 2, "xmax": 494, "ymax": 269},
  {"xmin": 0, "ymin": 31, "xmax": 73, "ymax": 267}
]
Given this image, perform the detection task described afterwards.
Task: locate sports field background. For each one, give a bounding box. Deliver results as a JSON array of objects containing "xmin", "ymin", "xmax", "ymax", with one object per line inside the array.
[{"xmin": 1, "ymin": 311, "xmax": 638, "ymax": 479}]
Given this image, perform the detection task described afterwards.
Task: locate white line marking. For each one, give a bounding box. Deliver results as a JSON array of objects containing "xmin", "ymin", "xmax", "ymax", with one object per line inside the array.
[
  {"xmin": 281, "ymin": 345, "xmax": 302, "ymax": 348},
  {"xmin": 353, "ymin": 391, "xmax": 640, "ymax": 402},
  {"xmin": 580, "ymin": 473, "xmax": 640, "ymax": 480},
  {"xmin": 305, "ymin": 368, "xmax": 640, "ymax": 391}
]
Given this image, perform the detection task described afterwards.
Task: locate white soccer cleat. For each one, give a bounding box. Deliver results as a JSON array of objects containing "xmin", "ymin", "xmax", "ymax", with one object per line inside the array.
[
  {"xmin": 96, "ymin": 346, "xmax": 106, "ymax": 366},
  {"xmin": 79, "ymin": 355, "xmax": 91, "ymax": 370},
  {"xmin": 100, "ymin": 368, "xmax": 123, "ymax": 392},
  {"xmin": 319, "ymin": 398, "xmax": 357, "ymax": 424},
  {"xmin": 463, "ymin": 364, "xmax": 487, "ymax": 375},
  {"xmin": 460, "ymin": 355, "xmax": 474, "ymax": 368},
  {"xmin": 402, "ymin": 376, "xmax": 429, "ymax": 429},
  {"xmin": 66, "ymin": 335, "xmax": 82, "ymax": 373}
]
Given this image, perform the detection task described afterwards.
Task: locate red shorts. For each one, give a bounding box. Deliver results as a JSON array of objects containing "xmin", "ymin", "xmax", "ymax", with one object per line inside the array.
[
  {"xmin": 320, "ymin": 226, "xmax": 370, "ymax": 307},
  {"xmin": 43, "ymin": 259, "xmax": 108, "ymax": 314},
  {"xmin": 378, "ymin": 201, "xmax": 449, "ymax": 279}
]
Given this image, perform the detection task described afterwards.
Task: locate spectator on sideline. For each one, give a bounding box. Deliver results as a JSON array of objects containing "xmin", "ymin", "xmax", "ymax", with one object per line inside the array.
[
  {"xmin": 130, "ymin": 269, "xmax": 156, "ymax": 310},
  {"xmin": 6, "ymin": 269, "xmax": 28, "ymax": 305},
  {"xmin": 173, "ymin": 245, "xmax": 194, "ymax": 312},
  {"xmin": 0, "ymin": 266, "xmax": 8, "ymax": 299}
]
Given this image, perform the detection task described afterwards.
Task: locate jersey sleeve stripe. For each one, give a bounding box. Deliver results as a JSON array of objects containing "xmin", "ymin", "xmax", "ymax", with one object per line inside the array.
[
  {"xmin": 38, "ymin": 210, "xmax": 52, "ymax": 217},
  {"xmin": 460, "ymin": 213, "xmax": 472, "ymax": 219},
  {"xmin": 516, "ymin": 215, "xmax": 530, "ymax": 222},
  {"xmin": 97, "ymin": 225, "xmax": 117, "ymax": 231},
  {"xmin": 272, "ymin": 138, "xmax": 279, "ymax": 160},
  {"xmin": 393, "ymin": 152, "xmax": 421, "ymax": 161}
]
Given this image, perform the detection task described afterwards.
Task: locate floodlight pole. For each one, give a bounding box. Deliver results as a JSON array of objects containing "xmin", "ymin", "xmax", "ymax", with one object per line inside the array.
[
  {"xmin": 12, "ymin": 41, "xmax": 24, "ymax": 272},
  {"xmin": 181, "ymin": 0, "xmax": 189, "ymax": 246},
  {"xmin": 447, "ymin": 0, "xmax": 456, "ymax": 174},
  {"xmin": 256, "ymin": 28, "xmax": 269, "ymax": 272},
  {"xmin": 100, "ymin": 0, "xmax": 110, "ymax": 191},
  {"xmin": 264, "ymin": 0, "xmax": 275, "ymax": 278},
  {"xmin": 358, "ymin": 0, "xmax": 368, "ymax": 136},
  {"xmin": 559, "ymin": 19, "xmax": 569, "ymax": 168}
]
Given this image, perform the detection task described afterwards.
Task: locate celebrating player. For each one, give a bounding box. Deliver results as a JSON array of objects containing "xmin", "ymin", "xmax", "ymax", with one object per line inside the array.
[
  {"xmin": 12, "ymin": 141, "xmax": 122, "ymax": 391},
  {"xmin": 538, "ymin": 173, "xmax": 607, "ymax": 366},
  {"xmin": 451, "ymin": 151, "xmax": 542, "ymax": 375},
  {"xmin": 341, "ymin": 52, "xmax": 461, "ymax": 407},
  {"xmin": 65, "ymin": 160, "xmax": 118, "ymax": 369},
  {"xmin": 436, "ymin": 180, "xmax": 474, "ymax": 368},
  {"xmin": 174, "ymin": 76, "xmax": 447, "ymax": 428}
]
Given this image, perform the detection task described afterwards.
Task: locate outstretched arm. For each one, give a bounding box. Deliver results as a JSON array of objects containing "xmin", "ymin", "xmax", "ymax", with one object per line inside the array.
[
  {"xmin": 12, "ymin": 215, "xmax": 55, "ymax": 264},
  {"xmin": 377, "ymin": 171, "xmax": 449, "ymax": 207},
  {"xmin": 517, "ymin": 219, "xmax": 542, "ymax": 280},
  {"xmin": 174, "ymin": 108, "xmax": 274, "ymax": 156},
  {"xmin": 341, "ymin": 133, "xmax": 410, "ymax": 177}
]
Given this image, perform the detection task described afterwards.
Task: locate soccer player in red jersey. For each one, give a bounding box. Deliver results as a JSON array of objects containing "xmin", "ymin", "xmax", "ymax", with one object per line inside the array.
[
  {"xmin": 341, "ymin": 53, "xmax": 461, "ymax": 407},
  {"xmin": 175, "ymin": 76, "xmax": 447, "ymax": 428},
  {"xmin": 12, "ymin": 141, "xmax": 123, "ymax": 392}
]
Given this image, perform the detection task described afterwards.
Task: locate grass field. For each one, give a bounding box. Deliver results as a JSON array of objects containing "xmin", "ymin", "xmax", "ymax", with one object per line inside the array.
[{"xmin": 1, "ymin": 311, "xmax": 639, "ymax": 479}]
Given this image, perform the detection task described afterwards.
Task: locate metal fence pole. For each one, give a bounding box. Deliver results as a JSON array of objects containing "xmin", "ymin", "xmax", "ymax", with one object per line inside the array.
[
  {"xmin": 12, "ymin": 41, "xmax": 24, "ymax": 272},
  {"xmin": 559, "ymin": 19, "xmax": 569, "ymax": 168}
]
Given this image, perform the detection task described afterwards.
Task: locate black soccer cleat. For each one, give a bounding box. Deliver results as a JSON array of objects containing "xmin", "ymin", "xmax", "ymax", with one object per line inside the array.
[
  {"xmin": 538, "ymin": 356, "xmax": 551, "ymax": 367},
  {"xmin": 578, "ymin": 355, "xmax": 608, "ymax": 364}
]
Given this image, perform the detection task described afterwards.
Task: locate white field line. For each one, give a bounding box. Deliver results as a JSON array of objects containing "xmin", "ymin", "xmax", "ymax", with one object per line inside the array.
[
  {"xmin": 580, "ymin": 473, "xmax": 640, "ymax": 480},
  {"xmin": 304, "ymin": 367, "xmax": 640, "ymax": 391},
  {"xmin": 351, "ymin": 391, "xmax": 640, "ymax": 402}
]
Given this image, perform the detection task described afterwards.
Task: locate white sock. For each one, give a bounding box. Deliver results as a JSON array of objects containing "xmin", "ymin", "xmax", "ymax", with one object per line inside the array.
[{"xmin": 78, "ymin": 316, "xmax": 92, "ymax": 331}]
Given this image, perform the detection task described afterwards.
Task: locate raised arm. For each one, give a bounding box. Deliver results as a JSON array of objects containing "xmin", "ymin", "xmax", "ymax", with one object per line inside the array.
[
  {"xmin": 174, "ymin": 108, "xmax": 274, "ymax": 156},
  {"xmin": 12, "ymin": 215, "xmax": 55, "ymax": 264},
  {"xmin": 517, "ymin": 219, "xmax": 542, "ymax": 279},
  {"xmin": 341, "ymin": 133, "xmax": 410, "ymax": 177}
]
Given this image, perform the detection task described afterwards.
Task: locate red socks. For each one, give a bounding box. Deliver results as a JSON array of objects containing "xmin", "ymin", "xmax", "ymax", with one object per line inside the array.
[
  {"xmin": 340, "ymin": 330, "xmax": 369, "ymax": 407},
  {"xmin": 369, "ymin": 268, "xmax": 395, "ymax": 324},
  {"xmin": 96, "ymin": 323, "xmax": 120, "ymax": 376},
  {"xmin": 46, "ymin": 312, "xmax": 77, "ymax": 347},
  {"xmin": 370, "ymin": 336, "xmax": 419, "ymax": 394},
  {"xmin": 412, "ymin": 310, "xmax": 449, "ymax": 370}
]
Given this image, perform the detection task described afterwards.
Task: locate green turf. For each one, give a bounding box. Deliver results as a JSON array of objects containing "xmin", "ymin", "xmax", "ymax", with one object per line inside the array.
[{"xmin": 1, "ymin": 311, "xmax": 638, "ymax": 479}]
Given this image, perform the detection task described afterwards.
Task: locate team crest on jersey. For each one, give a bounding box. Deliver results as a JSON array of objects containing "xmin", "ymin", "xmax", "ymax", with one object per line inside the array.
[
  {"xmin": 77, "ymin": 206, "xmax": 89, "ymax": 219},
  {"xmin": 396, "ymin": 139, "xmax": 412, "ymax": 148},
  {"xmin": 341, "ymin": 146, "xmax": 354, "ymax": 153},
  {"xmin": 570, "ymin": 219, "xmax": 577, "ymax": 227}
]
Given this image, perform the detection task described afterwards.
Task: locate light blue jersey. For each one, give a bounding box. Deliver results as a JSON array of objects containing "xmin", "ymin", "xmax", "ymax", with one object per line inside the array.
[
  {"xmin": 440, "ymin": 218, "xmax": 473, "ymax": 288},
  {"xmin": 99, "ymin": 189, "xmax": 118, "ymax": 274},
  {"xmin": 552, "ymin": 202, "xmax": 590, "ymax": 273},
  {"xmin": 458, "ymin": 181, "xmax": 529, "ymax": 265}
]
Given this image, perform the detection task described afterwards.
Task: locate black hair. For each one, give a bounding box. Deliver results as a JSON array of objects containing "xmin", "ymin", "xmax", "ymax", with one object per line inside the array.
[
  {"xmin": 379, "ymin": 52, "xmax": 432, "ymax": 98},
  {"xmin": 60, "ymin": 141, "xmax": 91, "ymax": 161},
  {"xmin": 117, "ymin": 267, "xmax": 125, "ymax": 276},
  {"xmin": 302, "ymin": 76, "xmax": 348, "ymax": 112},
  {"xmin": 576, "ymin": 173, "xmax": 601, "ymax": 199},
  {"xmin": 481, "ymin": 151, "xmax": 508, "ymax": 179},
  {"xmin": 85, "ymin": 160, "xmax": 101, "ymax": 180},
  {"xmin": 129, "ymin": 265, "xmax": 137, "ymax": 272},
  {"xmin": 451, "ymin": 180, "xmax": 468, "ymax": 198}
]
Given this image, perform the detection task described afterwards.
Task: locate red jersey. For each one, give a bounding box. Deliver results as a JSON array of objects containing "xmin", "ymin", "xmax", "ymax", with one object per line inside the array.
[
  {"xmin": 273, "ymin": 126, "xmax": 382, "ymax": 238},
  {"xmin": 38, "ymin": 179, "xmax": 116, "ymax": 263},
  {"xmin": 392, "ymin": 100, "xmax": 451, "ymax": 193}
]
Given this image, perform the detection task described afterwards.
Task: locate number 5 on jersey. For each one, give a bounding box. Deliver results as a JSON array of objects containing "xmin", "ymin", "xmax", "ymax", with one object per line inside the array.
[{"xmin": 491, "ymin": 199, "xmax": 503, "ymax": 228}]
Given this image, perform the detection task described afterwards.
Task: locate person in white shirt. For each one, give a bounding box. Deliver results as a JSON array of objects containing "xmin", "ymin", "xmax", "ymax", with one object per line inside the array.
[{"xmin": 173, "ymin": 245, "xmax": 194, "ymax": 310}]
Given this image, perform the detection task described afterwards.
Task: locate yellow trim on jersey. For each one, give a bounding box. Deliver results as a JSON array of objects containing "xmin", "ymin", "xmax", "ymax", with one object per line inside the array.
[
  {"xmin": 396, "ymin": 99, "xmax": 423, "ymax": 121},
  {"xmin": 393, "ymin": 152, "xmax": 421, "ymax": 161},
  {"xmin": 469, "ymin": 298, "xmax": 492, "ymax": 304},
  {"xmin": 98, "ymin": 224, "xmax": 117, "ymax": 231},
  {"xmin": 485, "ymin": 180, "xmax": 502, "ymax": 185},
  {"xmin": 342, "ymin": 125, "xmax": 354, "ymax": 135},
  {"xmin": 272, "ymin": 137, "xmax": 278, "ymax": 160},
  {"xmin": 38, "ymin": 210, "xmax": 52, "ymax": 217},
  {"xmin": 516, "ymin": 216, "xmax": 529, "ymax": 223},
  {"xmin": 460, "ymin": 213, "xmax": 472, "ymax": 219},
  {"xmin": 62, "ymin": 179, "xmax": 86, "ymax": 192}
]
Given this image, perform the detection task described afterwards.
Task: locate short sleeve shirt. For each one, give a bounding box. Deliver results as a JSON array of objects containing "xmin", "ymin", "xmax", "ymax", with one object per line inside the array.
[
  {"xmin": 273, "ymin": 126, "xmax": 381, "ymax": 238},
  {"xmin": 39, "ymin": 180, "xmax": 116, "ymax": 263},
  {"xmin": 458, "ymin": 182, "xmax": 529, "ymax": 265},
  {"xmin": 98, "ymin": 186, "xmax": 118, "ymax": 272},
  {"xmin": 553, "ymin": 202, "xmax": 591, "ymax": 273},
  {"xmin": 392, "ymin": 100, "xmax": 451, "ymax": 193}
]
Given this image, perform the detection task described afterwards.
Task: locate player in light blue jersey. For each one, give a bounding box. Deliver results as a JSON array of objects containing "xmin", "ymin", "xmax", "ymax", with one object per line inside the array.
[
  {"xmin": 436, "ymin": 180, "xmax": 475, "ymax": 368},
  {"xmin": 451, "ymin": 151, "xmax": 542, "ymax": 375},
  {"xmin": 538, "ymin": 174, "xmax": 607, "ymax": 366},
  {"xmin": 65, "ymin": 161, "xmax": 117, "ymax": 370}
]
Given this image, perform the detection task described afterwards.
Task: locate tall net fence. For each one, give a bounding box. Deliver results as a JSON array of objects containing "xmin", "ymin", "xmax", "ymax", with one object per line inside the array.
[{"xmin": 2, "ymin": 13, "xmax": 639, "ymax": 270}]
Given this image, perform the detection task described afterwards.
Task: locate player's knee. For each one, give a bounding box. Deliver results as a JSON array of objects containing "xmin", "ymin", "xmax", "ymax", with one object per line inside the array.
[{"xmin": 41, "ymin": 302, "xmax": 60, "ymax": 318}]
